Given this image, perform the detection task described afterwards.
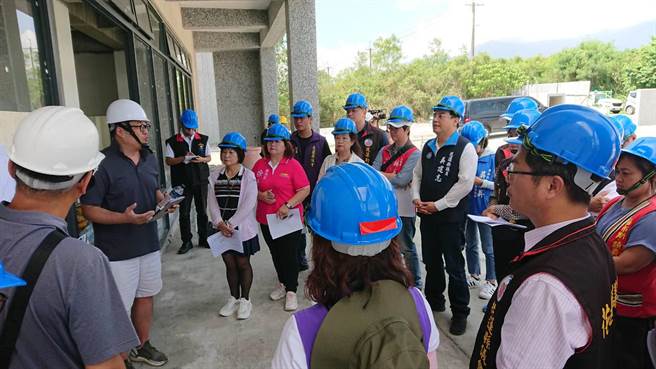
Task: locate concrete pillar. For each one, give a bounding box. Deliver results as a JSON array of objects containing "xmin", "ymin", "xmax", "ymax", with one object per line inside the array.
[
  {"xmin": 214, "ymin": 50, "xmax": 262, "ymax": 146},
  {"xmin": 50, "ymin": 0, "xmax": 79, "ymax": 107},
  {"xmin": 285, "ymin": 0, "xmax": 319, "ymax": 129},
  {"xmin": 196, "ymin": 52, "xmax": 220, "ymax": 145},
  {"xmin": 260, "ymin": 47, "xmax": 279, "ymax": 130}
]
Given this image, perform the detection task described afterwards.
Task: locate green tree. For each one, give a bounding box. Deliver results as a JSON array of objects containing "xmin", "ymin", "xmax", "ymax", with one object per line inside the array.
[{"xmin": 624, "ymin": 37, "xmax": 656, "ymax": 91}]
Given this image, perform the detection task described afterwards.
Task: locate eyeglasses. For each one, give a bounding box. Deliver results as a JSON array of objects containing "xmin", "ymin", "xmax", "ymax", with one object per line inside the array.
[
  {"xmin": 129, "ymin": 122, "xmax": 151, "ymax": 133},
  {"xmin": 506, "ymin": 163, "xmax": 555, "ymax": 178}
]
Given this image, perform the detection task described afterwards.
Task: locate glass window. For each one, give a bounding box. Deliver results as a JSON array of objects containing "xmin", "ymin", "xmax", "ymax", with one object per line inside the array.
[
  {"xmin": 0, "ymin": 0, "xmax": 48, "ymax": 111},
  {"xmin": 166, "ymin": 33, "xmax": 175, "ymax": 58},
  {"xmin": 148, "ymin": 5, "xmax": 165, "ymax": 51},
  {"xmin": 109, "ymin": 0, "xmax": 135, "ymax": 23},
  {"xmin": 153, "ymin": 53, "xmax": 173, "ymax": 188},
  {"xmin": 133, "ymin": 0, "xmax": 152, "ymax": 36}
]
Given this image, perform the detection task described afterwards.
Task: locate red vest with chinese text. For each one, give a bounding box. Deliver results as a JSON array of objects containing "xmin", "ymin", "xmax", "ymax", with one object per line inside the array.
[
  {"xmin": 597, "ymin": 195, "xmax": 656, "ymax": 318},
  {"xmin": 381, "ymin": 144, "xmax": 418, "ymax": 174}
]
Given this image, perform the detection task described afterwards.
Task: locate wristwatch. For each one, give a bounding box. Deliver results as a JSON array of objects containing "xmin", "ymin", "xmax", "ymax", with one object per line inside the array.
[{"xmin": 285, "ymin": 202, "xmax": 294, "ymax": 209}]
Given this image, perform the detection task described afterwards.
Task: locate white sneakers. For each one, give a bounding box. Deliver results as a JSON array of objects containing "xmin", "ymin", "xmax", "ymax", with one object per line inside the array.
[
  {"xmin": 270, "ymin": 283, "xmax": 286, "ymax": 301},
  {"xmin": 237, "ymin": 298, "xmax": 252, "ymax": 320},
  {"xmin": 219, "ymin": 297, "xmax": 252, "ymax": 320},
  {"xmin": 219, "ymin": 296, "xmax": 238, "ymax": 317},
  {"xmin": 479, "ymin": 280, "xmax": 497, "ymax": 300},
  {"xmin": 467, "ymin": 274, "xmax": 481, "ymax": 288},
  {"xmin": 284, "ymin": 291, "xmax": 298, "ymax": 311}
]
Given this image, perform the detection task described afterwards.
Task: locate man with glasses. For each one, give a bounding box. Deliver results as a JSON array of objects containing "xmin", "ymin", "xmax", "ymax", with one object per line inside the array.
[
  {"xmin": 81, "ymin": 99, "xmax": 169, "ymax": 368},
  {"xmin": 165, "ymin": 109, "xmax": 212, "ymax": 254},
  {"xmin": 344, "ymin": 92, "xmax": 388, "ymax": 165},
  {"xmin": 412, "ymin": 95, "xmax": 477, "ymax": 335},
  {"xmin": 471, "ymin": 105, "xmax": 619, "ymax": 368}
]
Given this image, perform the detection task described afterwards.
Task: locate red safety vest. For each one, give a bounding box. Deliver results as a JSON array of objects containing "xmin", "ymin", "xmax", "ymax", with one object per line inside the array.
[
  {"xmin": 381, "ymin": 144, "xmax": 418, "ymax": 174},
  {"xmin": 597, "ymin": 195, "xmax": 656, "ymax": 318}
]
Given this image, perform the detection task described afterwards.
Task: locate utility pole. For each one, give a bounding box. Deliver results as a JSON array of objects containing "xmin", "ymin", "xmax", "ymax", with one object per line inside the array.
[
  {"xmin": 465, "ymin": 2, "xmax": 484, "ymax": 59},
  {"xmin": 368, "ymin": 43, "xmax": 373, "ymax": 69}
]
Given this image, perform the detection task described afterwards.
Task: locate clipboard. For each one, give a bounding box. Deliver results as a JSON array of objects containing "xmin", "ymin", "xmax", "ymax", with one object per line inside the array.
[{"xmin": 150, "ymin": 195, "xmax": 185, "ymax": 222}]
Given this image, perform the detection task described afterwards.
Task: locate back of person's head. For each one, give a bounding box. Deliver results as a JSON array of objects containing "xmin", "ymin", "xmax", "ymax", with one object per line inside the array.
[
  {"xmin": 9, "ymin": 106, "xmax": 104, "ymax": 195},
  {"xmin": 516, "ymin": 104, "xmax": 621, "ymax": 206},
  {"xmin": 306, "ymin": 163, "xmax": 412, "ymax": 306}
]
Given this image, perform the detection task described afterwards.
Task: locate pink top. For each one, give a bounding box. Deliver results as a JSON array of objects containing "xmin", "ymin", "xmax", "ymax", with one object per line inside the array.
[{"xmin": 253, "ymin": 157, "xmax": 310, "ymax": 224}]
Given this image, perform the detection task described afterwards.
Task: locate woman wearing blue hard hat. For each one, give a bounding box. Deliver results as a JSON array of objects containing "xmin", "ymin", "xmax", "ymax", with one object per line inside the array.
[
  {"xmin": 612, "ymin": 114, "xmax": 638, "ymax": 148},
  {"xmin": 596, "ymin": 137, "xmax": 656, "ymax": 369},
  {"xmin": 207, "ymin": 132, "xmax": 259, "ymax": 320},
  {"xmin": 253, "ymin": 123, "xmax": 310, "ymax": 312},
  {"xmin": 272, "ymin": 163, "xmax": 439, "ymax": 369},
  {"xmin": 317, "ymin": 117, "xmax": 363, "ymax": 180}
]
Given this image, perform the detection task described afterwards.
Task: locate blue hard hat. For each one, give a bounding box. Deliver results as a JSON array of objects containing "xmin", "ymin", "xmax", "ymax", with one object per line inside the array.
[
  {"xmin": 519, "ymin": 104, "xmax": 620, "ymax": 180},
  {"xmin": 612, "ymin": 114, "xmax": 637, "ymax": 141},
  {"xmin": 0, "ymin": 263, "xmax": 26, "ymax": 289},
  {"xmin": 180, "ymin": 109, "xmax": 199, "ymax": 129},
  {"xmin": 461, "ymin": 121, "xmax": 488, "ymax": 146},
  {"xmin": 343, "ymin": 93, "xmax": 368, "ymax": 110},
  {"xmin": 218, "ymin": 132, "xmax": 247, "ymax": 151},
  {"xmin": 332, "ymin": 117, "xmax": 357, "ymax": 136},
  {"xmin": 307, "ymin": 163, "xmax": 402, "ymax": 256},
  {"xmin": 622, "ymin": 137, "xmax": 656, "ymax": 167},
  {"xmin": 264, "ymin": 123, "xmax": 291, "ymax": 141},
  {"xmin": 387, "ymin": 105, "xmax": 414, "ymax": 127},
  {"xmin": 432, "ymin": 95, "xmax": 465, "ymax": 118},
  {"xmin": 267, "ymin": 114, "xmax": 280, "ymax": 125},
  {"xmin": 501, "ymin": 97, "xmax": 539, "ymax": 120},
  {"xmin": 291, "ymin": 100, "xmax": 313, "ymax": 118},
  {"xmin": 504, "ymin": 109, "xmax": 542, "ymax": 145},
  {"xmin": 608, "ymin": 115, "xmax": 625, "ymax": 141}
]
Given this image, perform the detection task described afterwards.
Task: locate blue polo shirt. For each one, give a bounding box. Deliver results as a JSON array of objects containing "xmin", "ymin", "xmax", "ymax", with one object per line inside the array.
[{"xmin": 81, "ymin": 143, "xmax": 160, "ymax": 261}]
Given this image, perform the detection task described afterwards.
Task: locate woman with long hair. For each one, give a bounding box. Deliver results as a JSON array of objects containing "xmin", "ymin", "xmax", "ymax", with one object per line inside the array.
[
  {"xmin": 596, "ymin": 137, "xmax": 656, "ymax": 369},
  {"xmin": 272, "ymin": 163, "xmax": 439, "ymax": 369},
  {"xmin": 317, "ymin": 117, "xmax": 363, "ymax": 180},
  {"xmin": 253, "ymin": 123, "xmax": 310, "ymax": 311},
  {"xmin": 208, "ymin": 132, "xmax": 259, "ymax": 320}
]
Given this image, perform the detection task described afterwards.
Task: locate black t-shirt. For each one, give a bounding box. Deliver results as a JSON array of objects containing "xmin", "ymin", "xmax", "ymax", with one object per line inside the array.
[{"xmin": 80, "ymin": 143, "xmax": 160, "ymax": 261}]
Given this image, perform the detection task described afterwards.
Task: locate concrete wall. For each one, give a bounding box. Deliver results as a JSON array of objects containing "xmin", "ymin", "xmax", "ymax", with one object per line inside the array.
[
  {"xmin": 74, "ymin": 52, "xmax": 118, "ymax": 116},
  {"xmin": 519, "ymin": 81, "xmax": 591, "ymax": 107},
  {"xmin": 214, "ymin": 50, "xmax": 262, "ymax": 146},
  {"xmin": 196, "ymin": 52, "xmax": 220, "ymax": 144}
]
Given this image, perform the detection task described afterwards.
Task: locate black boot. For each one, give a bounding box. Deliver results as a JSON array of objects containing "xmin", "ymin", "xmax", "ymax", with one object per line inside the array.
[{"xmin": 177, "ymin": 241, "xmax": 193, "ymax": 254}]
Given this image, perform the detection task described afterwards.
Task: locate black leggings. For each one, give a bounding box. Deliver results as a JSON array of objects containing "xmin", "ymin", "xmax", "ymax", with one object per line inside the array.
[
  {"xmin": 261, "ymin": 224, "xmax": 301, "ymax": 293},
  {"xmin": 221, "ymin": 251, "xmax": 253, "ymax": 299}
]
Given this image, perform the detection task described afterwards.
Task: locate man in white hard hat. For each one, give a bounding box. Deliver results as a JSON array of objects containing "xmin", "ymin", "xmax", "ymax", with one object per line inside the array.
[
  {"xmin": 0, "ymin": 106, "xmax": 139, "ymax": 369},
  {"xmin": 81, "ymin": 99, "xmax": 169, "ymax": 367}
]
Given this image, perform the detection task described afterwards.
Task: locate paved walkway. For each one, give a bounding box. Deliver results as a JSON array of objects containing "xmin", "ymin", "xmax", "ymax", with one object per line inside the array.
[{"xmin": 143, "ymin": 219, "xmax": 488, "ymax": 369}]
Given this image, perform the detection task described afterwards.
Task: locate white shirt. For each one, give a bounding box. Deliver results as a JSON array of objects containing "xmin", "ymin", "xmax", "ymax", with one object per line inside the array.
[
  {"xmin": 0, "ymin": 144, "xmax": 15, "ymax": 202},
  {"xmin": 496, "ymin": 215, "xmax": 591, "ymax": 369},
  {"xmin": 317, "ymin": 153, "xmax": 364, "ymax": 180},
  {"xmin": 411, "ymin": 139, "xmax": 477, "ymax": 211},
  {"xmin": 165, "ymin": 133, "xmax": 211, "ymax": 158},
  {"xmin": 271, "ymin": 288, "xmax": 440, "ymax": 369}
]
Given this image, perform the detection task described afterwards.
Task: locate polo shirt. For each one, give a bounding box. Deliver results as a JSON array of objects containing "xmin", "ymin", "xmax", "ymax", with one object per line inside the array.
[
  {"xmin": 252, "ymin": 157, "xmax": 310, "ymax": 224},
  {"xmin": 81, "ymin": 143, "xmax": 160, "ymax": 261},
  {"xmin": 0, "ymin": 203, "xmax": 139, "ymax": 368}
]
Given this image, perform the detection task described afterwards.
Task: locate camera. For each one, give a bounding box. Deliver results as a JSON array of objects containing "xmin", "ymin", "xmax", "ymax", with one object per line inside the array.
[{"xmin": 367, "ymin": 109, "xmax": 387, "ymax": 121}]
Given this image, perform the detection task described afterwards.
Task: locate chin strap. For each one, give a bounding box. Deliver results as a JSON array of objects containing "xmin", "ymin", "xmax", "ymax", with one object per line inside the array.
[
  {"xmin": 617, "ymin": 170, "xmax": 656, "ymax": 195},
  {"xmin": 119, "ymin": 123, "xmax": 153, "ymax": 153}
]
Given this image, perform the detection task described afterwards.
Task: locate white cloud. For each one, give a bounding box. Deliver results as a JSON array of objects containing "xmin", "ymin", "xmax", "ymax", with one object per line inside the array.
[{"xmin": 317, "ymin": 0, "xmax": 655, "ymax": 74}]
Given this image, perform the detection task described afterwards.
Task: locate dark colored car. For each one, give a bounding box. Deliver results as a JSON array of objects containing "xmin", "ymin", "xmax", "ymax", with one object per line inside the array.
[{"xmin": 462, "ymin": 96, "xmax": 546, "ymax": 135}]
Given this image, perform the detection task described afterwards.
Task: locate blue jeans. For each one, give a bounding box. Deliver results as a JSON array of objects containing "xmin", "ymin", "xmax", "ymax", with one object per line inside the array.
[
  {"xmin": 399, "ymin": 216, "xmax": 422, "ymax": 288},
  {"xmin": 465, "ymin": 219, "xmax": 496, "ymax": 281}
]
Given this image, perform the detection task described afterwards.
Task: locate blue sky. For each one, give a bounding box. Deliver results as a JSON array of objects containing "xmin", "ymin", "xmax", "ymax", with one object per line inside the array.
[{"xmin": 316, "ymin": 0, "xmax": 656, "ymax": 73}]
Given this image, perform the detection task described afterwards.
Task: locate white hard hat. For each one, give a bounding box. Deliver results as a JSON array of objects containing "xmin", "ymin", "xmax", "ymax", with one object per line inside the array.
[
  {"xmin": 9, "ymin": 106, "xmax": 105, "ymax": 190},
  {"xmin": 106, "ymin": 99, "xmax": 149, "ymax": 124}
]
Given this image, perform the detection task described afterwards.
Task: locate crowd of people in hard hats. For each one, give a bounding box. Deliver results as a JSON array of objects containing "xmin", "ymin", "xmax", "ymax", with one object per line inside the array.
[{"xmin": 0, "ymin": 89, "xmax": 654, "ymax": 369}]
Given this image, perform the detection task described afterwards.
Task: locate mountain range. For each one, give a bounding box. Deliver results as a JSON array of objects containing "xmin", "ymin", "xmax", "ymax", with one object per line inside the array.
[{"xmin": 477, "ymin": 20, "xmax": 656, "ymax": 58}]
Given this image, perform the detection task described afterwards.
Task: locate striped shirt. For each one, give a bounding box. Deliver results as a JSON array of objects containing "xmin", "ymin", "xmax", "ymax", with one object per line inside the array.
[{"xmin": 214, "ymin": 171, "xmax": 242, "ymax": 221}]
